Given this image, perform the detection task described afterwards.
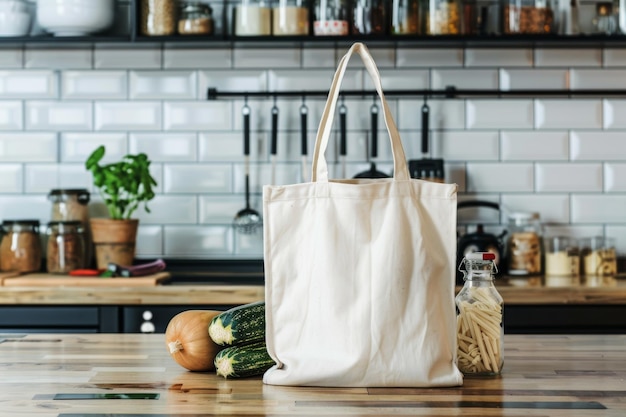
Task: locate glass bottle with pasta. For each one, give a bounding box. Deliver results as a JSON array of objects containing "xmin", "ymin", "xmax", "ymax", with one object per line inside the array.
[{"xmin": 456, "ymin": 252, "xmax": 503, "ymax": 376}]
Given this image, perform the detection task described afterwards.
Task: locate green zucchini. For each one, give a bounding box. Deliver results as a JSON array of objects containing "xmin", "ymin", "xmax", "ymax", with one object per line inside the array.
[
  {"xmin": 214, "ymin": 341, "xmax": 275, "ymax": 378},
  {"xmin": 208, "ymin": 301, "xmax": 265, "ymax": 346}
]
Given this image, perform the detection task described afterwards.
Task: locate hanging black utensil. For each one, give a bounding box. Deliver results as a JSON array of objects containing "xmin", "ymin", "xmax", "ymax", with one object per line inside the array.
[
  {"xmin": 354, "ymin": 100, "xmax": 390, "ymax": 179},
  {"xmin": 270, "ymin": 99, "xmax": 279, "ymax": 185},
  {"xmin": 339, "ymin": 97, "xmax": 347, "ymax": 178},
  {"xmin": 233, "ymin": 100, "xmax": 261, "ymax": 234},
  {"xmin": 300, "ymin": 98, "xmax": 308, "ymax": 182},
  {"xmin": 408, "ymin": 97, "xmax": 445, "ymax": 182}
]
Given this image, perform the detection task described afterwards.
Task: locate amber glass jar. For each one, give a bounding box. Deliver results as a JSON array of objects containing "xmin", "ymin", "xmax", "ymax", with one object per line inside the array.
[
  {"xmin": 140, "ymin": 0, "xmax": 177, "ymax": 36},
  {"xmin": 0, "ymin": 220, "xmax": 42, "ymax": 273}
]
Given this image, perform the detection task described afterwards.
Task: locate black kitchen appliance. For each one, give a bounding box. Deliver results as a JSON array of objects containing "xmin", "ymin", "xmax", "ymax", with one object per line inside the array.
[{"xmin": 456, "ymin": 200, "xmax": 506, "ymax": 283}]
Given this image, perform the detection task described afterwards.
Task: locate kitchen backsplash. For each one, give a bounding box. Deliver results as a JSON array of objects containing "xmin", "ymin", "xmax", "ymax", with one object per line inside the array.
[{"xmin": 0, "ymin": 45, "xmax": 625, "ymax": 259}]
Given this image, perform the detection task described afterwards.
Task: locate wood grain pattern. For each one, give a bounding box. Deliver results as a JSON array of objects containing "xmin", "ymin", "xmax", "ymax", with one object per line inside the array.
[
  {"xmin": 1, "ymin": 279, "xmax": 626, "ymax": 306},
  {"xmin": 0, "ymin": 334, "xmax": 625, "ymax": 416},
  {"xmin": 2, "ymin": 272, "xmax": 171, "ymax": 287}
]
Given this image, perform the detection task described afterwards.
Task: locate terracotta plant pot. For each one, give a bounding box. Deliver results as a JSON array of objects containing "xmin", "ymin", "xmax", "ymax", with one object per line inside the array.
[{"xmin": 90, "ymin": 218, "xmax": 139, "ymax": 269}]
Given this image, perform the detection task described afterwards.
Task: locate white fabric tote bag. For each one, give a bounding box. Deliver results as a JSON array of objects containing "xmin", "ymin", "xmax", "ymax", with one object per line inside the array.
[{"xmin": 262, "ymin": 42, "xmax": 463, "ymax": 388}]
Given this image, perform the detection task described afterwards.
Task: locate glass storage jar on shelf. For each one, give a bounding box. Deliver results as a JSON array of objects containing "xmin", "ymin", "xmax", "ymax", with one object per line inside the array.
[
  {"xmin": 46, "ymin": 221, "xmax": 87, "ymax": 274},
  {"xmin": 140, "ymin": 0, "xmax": 177, "ymax": 36},
  {"xmin": 506, "ymin": 211, "xmax": 543, "ymax": 276},
  {"xmin": 234, "ymin": 0, "xmax": 272, "ymax": 36},
  {"xmin": 591, "ymin": 2, "xmax": 617, "ymax": 34},
  {"xmin": 273, "ymin": 0, "xmax": 309, "ymax": 35},
  {"xmin": 178, "ymin": 1, "xmax": 214, "ymax": 35},
  {"xmin": 462, "ymin": 0, "xmax": 501, "ymax": 34},
  {"xmin": 314, "ymin": 0, "xmax": 350, "ymax": 35},
  {"xmin": 0, "ymin": 220, "xmax": 42, "ymax": 273},
  {"xmin": 503, "ymin": 0, "xmax": 558, "ymax": 34},
  {"xmin": 352, "ymin": 0, "xmax": 387, "ymax": 35},
  {"xmin": 456, "ymin": 252, "xmax": 504, "ymax": 376},
  {"xmin": 391, "ymin": 0, "xmax": 420, "ymax": 34},
  {"xmin": 426, "ymin": 0, "xmax": 462, "ymax": 34}
]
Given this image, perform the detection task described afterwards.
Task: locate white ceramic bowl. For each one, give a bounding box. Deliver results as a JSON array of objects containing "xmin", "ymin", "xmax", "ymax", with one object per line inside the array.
[
  {"xmin": 36, "ymin": 0, "xmax": 114, "ymax": 36},
  {"xmin": 0, "ymin": 10, "xmax": 32, "ymax": 36}
]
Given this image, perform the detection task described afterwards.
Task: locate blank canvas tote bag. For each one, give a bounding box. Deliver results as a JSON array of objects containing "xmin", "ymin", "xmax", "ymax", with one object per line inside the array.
[{"xmin": 262, "ymin": 42, "xmax": 463, "ymax": 388}]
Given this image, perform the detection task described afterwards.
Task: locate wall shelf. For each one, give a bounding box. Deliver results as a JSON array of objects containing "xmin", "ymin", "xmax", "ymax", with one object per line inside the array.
[
  {"xmin": 5, "ymin": 33, "xmax": 626, "ymax": 49},
  {"xmin": 2, "ymin": 0, "xmax": 626, "ymax": 49}
]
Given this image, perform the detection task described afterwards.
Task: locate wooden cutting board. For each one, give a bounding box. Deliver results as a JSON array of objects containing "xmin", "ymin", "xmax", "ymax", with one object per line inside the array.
[
  {"xmin": 0, "ymin": 272, "xmax": 21, "ymax": 286},
  {"xmin": 2, "ymin": 272, "xmax": 171, "ymax": 287}
]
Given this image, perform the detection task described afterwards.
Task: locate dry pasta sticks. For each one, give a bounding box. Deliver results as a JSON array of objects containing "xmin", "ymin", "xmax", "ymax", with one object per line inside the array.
[{"xmin": 456, "ymin": 286, "xmax": 503, "ymax": 375}]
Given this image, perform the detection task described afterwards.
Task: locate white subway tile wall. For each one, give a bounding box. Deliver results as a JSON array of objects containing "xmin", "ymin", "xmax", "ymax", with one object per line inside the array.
[{"xmin": 0, "ymin": 45, "xmax": 624, "ymax": 259}]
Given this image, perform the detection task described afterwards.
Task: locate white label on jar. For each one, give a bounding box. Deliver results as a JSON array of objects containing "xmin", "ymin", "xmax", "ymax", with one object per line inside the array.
[
  {"xmin": 235, "ymin": 6, "xmax": 271, "ymax": 36},
  {"xmin": 273, "ymin": 6, "xmax": 309, "ymax": 35},
  {"xmin": 313, "ymin": 20, "xmax": 349, "ymax": 35}
]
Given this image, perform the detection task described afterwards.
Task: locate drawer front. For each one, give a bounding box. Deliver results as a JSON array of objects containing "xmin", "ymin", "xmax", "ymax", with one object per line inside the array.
[
  {"xmin": 122, "ymin": 305, "xmax": 237, "ymax": 333},
  {"xmin": 0, "ymin": 307, "xmax": 99, "ymax": 327}
]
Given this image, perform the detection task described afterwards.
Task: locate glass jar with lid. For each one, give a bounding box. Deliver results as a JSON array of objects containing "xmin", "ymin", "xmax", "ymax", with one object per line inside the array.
[
  {"xmin": 46, "ymin": 221, "xmax": 87, "ymax": 274},
  {"xmin": 48, "ymin": 189, "xmax": 92, "ymax": 267},
  {"xmin": 178, "ymin": 1, "xmax": 214, "ymax": 35},
  {"xmin": 352, "ymin": 0, "xmax": 387, "ymax": 35},
  {"xmin": 506, "ymin": 211, "xmax": 543, "ymax": 276},
  {"xmin": 462, "ymin": 0, "xmax": 501, "ymax": 34},
  {"xmin": 426, "ymin": 0, "xmax": 462, "ymax": 34},
  {"xmin": 456, "ymin": 252, "xmax": 504, "ymax": 376},
  {"xmin": 314, "ymin": 0, "xmax": 350, "ymax": 35},
  {"xmin": 140, "ymin": 0, "xmax": 177, "ymax": 36},
  {"xmin": 391, "ymin": 0, "xmax": 420, "ymax": 34},
  {"xmin": 273, "ymin": 0, "xmax": 310, "ymax": 35},
  {"xmin": 234, "ymin": 0, "xmax": 272, "ymax": 36},
  {"xmin": 503, "ymin": 0, "xmax": 558, "ymax": 34},
  {"xmin": 0, "ymin": 220, "xmax": 42, "ymax": 273}
]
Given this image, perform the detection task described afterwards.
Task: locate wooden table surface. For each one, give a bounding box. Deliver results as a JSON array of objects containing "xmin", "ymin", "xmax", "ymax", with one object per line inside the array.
[
  {"xmin": 0, "ymin": 333, "xmax": 625, "ymax": 416},
  {"xmin": 1, "ymin": 275, "xmax": 625, "ymax": 306}
]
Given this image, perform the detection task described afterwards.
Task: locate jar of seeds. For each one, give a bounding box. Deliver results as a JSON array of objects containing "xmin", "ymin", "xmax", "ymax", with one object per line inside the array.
[
  {"xmin": 503, "ymin": 0, "xmax": 558, "ymax": 34},
  {"xmin": 140, "ymin": 0, "xmax": 177, "ymax": 36},
  {"xmin": 426, "ymin": 0, "xmax": 462, "ymax": 34}
]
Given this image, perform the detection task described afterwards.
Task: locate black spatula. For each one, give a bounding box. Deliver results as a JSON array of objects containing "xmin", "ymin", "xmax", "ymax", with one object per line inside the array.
[{"xmin": 408, "ymin": 99, "xmax": 444, "ymax": 182}]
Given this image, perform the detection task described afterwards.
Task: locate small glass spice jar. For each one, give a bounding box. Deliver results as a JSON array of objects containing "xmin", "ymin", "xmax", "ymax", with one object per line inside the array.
[
  {"xmin": 352, "ymin": 0, "xmax": 387, "ymax": 35},
  {"xmin": 273, "ymin": 0, "xmax": 310, "ymax": 35},
  {"xmin": 426, "ymin": 0, "xmax": 462, "ymax": 34},
  {"xmin": 140, "ymin": 0, "xmax": 177, "ymax": 36},
  {"xmin": 502, "ymin": 0, "xmax": 558, "ymax": 34},
  {"xmin": 506, "ymin": 211, "xmax": 543, "ymax": 276},
  {"xmin": 178, "ymin": 1, "xmax": 214, "ymax": 35},
  {"xmin": 314, "ymin": 0, "xmax": 350, "ymax": 35},
  {"xmin": 0, "ymin": 220, "xmax": 42, "ymax": 273},
  {"xmin": 456, "ymin": 252, "xmax": 503, "ymax": 376},
  {"xmin": 234, "ymin": 0, "xmax": 272, "ymax": 36},
  {"xmin": 46, "ymin": 221, "xmax": 87, "ymax": 274},
  {"xmin": 391, "ymin": 0, "xmax": 420, "ymax": 34}
]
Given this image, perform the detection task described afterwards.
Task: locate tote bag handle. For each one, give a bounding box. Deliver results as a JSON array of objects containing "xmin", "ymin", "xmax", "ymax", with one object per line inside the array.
[{"xmin": 311, "ymin": 43, "xmax": 410, "ymax": 183}]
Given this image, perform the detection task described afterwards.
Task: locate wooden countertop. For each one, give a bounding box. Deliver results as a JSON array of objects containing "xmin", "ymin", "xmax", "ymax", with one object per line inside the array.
[
  {"xmin": 1, "ymin": 274, "xmax": 625, "ymax": 305},
  {"xmin": 0, "ymin": 333, "xmax": 624, "ymax": 416}
]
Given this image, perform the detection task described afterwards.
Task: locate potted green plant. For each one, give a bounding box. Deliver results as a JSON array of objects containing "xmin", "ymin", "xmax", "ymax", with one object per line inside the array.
[{"xmin": 85, "ymin": 145, "xmax": 157, "ymax": 269}]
